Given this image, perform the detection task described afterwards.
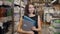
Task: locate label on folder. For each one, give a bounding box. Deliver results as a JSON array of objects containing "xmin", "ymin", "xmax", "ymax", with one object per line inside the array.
[{"xmin": 23, "ymin": 16, "xmax": 36, "ymax": 26}]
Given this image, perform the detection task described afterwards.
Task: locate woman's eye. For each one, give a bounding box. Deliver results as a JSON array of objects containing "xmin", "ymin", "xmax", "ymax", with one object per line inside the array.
[
  {"xmin": 29, "ymin": 7, "xmax": 34, "ymax": 8},
  {"xmin": 29, "ymin": 7, "xmax": 31, "ymax": 8}
]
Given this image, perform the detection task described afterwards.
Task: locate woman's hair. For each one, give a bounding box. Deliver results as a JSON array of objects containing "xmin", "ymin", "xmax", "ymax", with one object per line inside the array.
[{"xmin": 24, "ymin": 3, "xmax": 36, "ymax": 16}]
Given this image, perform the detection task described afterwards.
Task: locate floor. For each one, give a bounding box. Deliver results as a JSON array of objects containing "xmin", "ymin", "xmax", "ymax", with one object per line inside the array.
[
  {"xmin": 5, "ymin": 23, "xmax": 50, "ymax": 34},
  {"xmin": 41, "ymin": 23, "xmax": 50, "ymax": 34}
]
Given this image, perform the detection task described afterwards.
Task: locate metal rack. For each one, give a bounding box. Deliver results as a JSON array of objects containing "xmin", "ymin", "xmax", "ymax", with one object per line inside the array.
[{"xmin": 0, "ymin": 0, "xmax": 14, "ymax": 34}]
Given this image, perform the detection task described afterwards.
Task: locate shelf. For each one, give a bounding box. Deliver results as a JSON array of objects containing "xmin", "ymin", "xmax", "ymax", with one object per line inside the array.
[
  {"xmin": 14, "ymin": 6, "xmax": 20, "ymax": 13},
  {"xmin": 0, "ymin": 16, "xmax": 12, "ymax": 23},
  {"xmin": 14, "ymin": 0, "xmax": 21, "ymax": 5},
  {"xmin": 3, "ymin": 0, "xmax": 12, "ymax": 6},
  {"xmin": 49, "ymin": 18, "xmax": 60, "ymax": 34},
  {"xmin": 0, "ymin": 0, "xmax": 12, "ymax": 6},
  {"xmin": 20, "ymin": 1, "xmax": 25, "ymax": 8},
  {"xmin": 6, "ymin": 0, "xmax": 13, "ymax": 2}
]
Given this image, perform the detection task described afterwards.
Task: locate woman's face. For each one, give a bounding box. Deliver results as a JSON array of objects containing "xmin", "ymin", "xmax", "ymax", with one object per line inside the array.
[{"xmin": 28, "ymin": 4, "xmax": 35, "ymax": 14}]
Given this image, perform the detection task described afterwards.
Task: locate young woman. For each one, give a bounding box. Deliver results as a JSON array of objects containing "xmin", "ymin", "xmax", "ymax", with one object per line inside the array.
[{"xmin": 17, "ymin": 3, "xmax": 42, "ymax": 34}]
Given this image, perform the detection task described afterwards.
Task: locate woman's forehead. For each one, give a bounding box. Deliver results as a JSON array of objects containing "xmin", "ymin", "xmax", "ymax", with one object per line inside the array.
[{"xmin": 29, "ymin": 4, "xmax": 34, "ymax": 7}]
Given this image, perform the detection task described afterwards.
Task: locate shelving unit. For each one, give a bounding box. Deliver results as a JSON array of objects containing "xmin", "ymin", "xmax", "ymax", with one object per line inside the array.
[
  {"xmin": 14, "ymin": 0, "xmax": 26, "ymax": 34},
  {"xmin": 43, "ymin": 7, "xmax": 54, "ymax": 22},
  {"xmin": 0, "ymin": 0, "xmax": 14, "ymax": 34},
  {"xmin": 48, "ymin": 18, "xmax": 60, "ymax": 34}
]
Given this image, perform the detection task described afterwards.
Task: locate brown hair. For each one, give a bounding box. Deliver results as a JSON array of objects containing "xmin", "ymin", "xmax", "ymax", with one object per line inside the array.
[{"xmin": 24, "ymin": 3, "xmax": 36, "ymax": 16}]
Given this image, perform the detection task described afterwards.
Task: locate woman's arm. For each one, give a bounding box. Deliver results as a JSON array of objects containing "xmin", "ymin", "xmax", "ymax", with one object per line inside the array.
[
  {"xmin": 38, "ymin": 15, "xmax": 42, "ymax": 30},
  {"xmin": 17, "ymin": 17, "xmax": 34, "ymax": 34},
  {"xmin": 17, "ymin": 17, "xmax": 23, "ymax": 33},
  {"xmin": 37, "ymin": 15, "xmax": 42, "ymax": 34}
]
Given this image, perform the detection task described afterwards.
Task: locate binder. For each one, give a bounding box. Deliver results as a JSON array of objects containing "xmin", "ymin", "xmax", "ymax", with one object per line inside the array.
[
  {"xmin": 22, "ymin": 16, "xmax": 36, "ymax": 31},
  {"xmin": 23, "ymin": 16, "xmax": 36, "ymax": 25}
]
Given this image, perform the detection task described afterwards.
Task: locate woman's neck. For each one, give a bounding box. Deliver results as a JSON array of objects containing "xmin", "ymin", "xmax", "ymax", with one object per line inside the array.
[{"xmin": 28, "ymin": 14, "xmax": 35, "ymax": 17}]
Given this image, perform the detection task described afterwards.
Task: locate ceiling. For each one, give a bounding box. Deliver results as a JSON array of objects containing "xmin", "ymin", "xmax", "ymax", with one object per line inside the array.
[{"xmin": 28, "ymin": 0, "xmax": 52, "ymax": 3}]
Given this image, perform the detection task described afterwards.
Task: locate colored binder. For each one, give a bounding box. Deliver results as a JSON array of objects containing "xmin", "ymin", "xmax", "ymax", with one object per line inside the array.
[{"xmin": 22, "ymin": 16, "xmax": 36, "ymax": 31}]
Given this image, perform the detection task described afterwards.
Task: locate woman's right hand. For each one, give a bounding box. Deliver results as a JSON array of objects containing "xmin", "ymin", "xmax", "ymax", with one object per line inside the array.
[
  {"xmin": 18, "ymin": 29, "xmax": 34, "ymax": 34},
  {"xmin": 25, "ymin": 31, "xmax": 34, "ymax": 34},
  {"xmin": 17, "ymin": 28, "xmax": 34, "ymax": 34}
]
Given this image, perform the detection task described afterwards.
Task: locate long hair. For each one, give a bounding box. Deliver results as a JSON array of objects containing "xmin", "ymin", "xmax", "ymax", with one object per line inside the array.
[{"xmin": 24, "ymin": 3, "xmax": 36, "ymax": 16}]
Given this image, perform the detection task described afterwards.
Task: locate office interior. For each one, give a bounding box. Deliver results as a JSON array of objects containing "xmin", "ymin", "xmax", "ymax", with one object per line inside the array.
[{"xmin": 0, "ymin": 0, "xmax": 60, "ymax": 34}]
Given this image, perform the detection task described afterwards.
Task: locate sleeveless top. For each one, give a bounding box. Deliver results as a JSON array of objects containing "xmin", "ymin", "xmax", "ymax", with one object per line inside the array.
[
  {"xmin": 23, "ymin": 15, "xmax": 38, "ymax": 34},
  {"xmin": 24, "ymin": 15, "xmax": 38, "ymax": 28}
]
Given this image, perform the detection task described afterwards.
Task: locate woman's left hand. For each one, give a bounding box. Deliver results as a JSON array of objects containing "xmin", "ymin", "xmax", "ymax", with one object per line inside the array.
[
  {"xmin": 32, "ymin": 27, "xmax": 41, "ymax": 32},
  {"xmin": 37, "ymin": 28, "xmax": 41, "ymax": 32}
]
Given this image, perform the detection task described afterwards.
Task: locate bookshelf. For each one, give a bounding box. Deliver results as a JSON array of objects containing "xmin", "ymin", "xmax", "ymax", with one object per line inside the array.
[
  {"xmin": 0, "ymin": 0, "xmax": 14, "ymax": 34},
  {"xmin": 14, "ymin": 0, "xmax": 26, "ymax": 34},
  {"xmin": 48, "ymin": 18, "xmax": 60, "ymax": 34}
]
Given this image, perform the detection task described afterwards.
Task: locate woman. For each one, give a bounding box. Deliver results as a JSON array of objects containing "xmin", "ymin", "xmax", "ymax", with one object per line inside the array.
[{"xmin": 17, "ymin": 3, "xmax": 42, "ymax": 34}]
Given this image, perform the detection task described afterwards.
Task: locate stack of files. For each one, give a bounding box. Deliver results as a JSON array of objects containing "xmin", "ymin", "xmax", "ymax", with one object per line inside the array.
[
  {"xmin": 49, "ymin": 19, "xmax": 60, "ymax": 34},
  {"xmin": 14, "ymin": 6, "xmax": 20, "ymax": 13},
  {"xmin": 48, "ymin": 26, "xmax": 60, "ymax": 34},
  {"xmin": 14, "ymin": 2, "xmax": 20, "ymax": 21},
  {"xmin": 20, "ymin": 1, "xmax": 25, "ymax": 7},
  {"xmin": 7, "ymin": 16, "xmax": 12, "ymax": 21},
  {"xmin": 22, "ymin": 16, "xmax": 36, "ymax": 31},
  {"xmin": 0, "ymin": 8, "xmax": 6, "ymax": 17},
  {"xmin": 14, "ymin": 0, "xmax": 20, "ymax": 5},
  {"xmin": 6, "ymin": 0, "xmax": 12, "ymax": 2},
  {"xmin": 6, "ymin": 8, "xmax": 12, "ymax": 16},
  {"xmin": 51, "ymin": 19, "xmax": 60, "ymax": 29},
  {"xmin": 14, "ymin": 13, "xmax": 20, "ymax": 22},
  {"xmin": 4, "ymin": 0, "xmax": 12, "ymax": 6}
]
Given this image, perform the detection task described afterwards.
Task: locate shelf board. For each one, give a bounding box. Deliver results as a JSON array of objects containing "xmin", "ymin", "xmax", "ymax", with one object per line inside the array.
[{"xmin": 0, "ymin": 16, "xmax": 12, "ymax": 22}]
